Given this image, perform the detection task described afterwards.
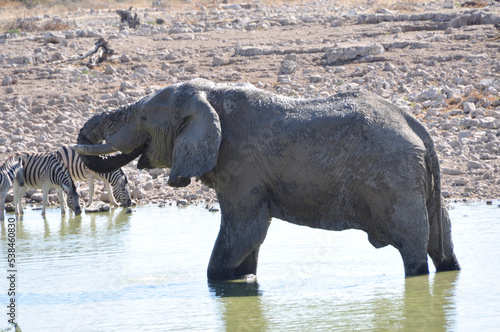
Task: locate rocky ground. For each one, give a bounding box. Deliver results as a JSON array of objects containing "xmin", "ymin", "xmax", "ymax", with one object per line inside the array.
[{"xmin": 0, "ymin": 0, "xmax": 499, "ymax": 208}]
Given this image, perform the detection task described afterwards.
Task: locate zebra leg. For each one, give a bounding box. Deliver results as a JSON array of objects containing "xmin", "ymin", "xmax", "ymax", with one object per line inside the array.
[
  {"xmin": 41, "ymin": 184, "xmax": 50, "ymax": 216},
  {"xmin": 14, "ymin": 184, "xmax": 26, "ymax": 216},
  {"xmin": 0, "ymin": 190, "xmax": 6, "ymax": 222},
  {"xmin": 104, "ymin": 181, "xmax": 119, "ymax": 207},
  {"xmin": 57, "ymin": 188, "xmax": 67, "ymax": 214},
  {"xmin": 88, "ymin": 174, "xmax": 95, "ymax": 206}
]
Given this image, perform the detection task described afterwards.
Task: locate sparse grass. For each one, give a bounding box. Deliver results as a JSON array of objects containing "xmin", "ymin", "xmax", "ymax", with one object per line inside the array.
[
  {"xmin": 437, "ymin": 88, "xmax": 497, "ymax": 117},
  {"xmin": 6, "ymin": 27, "xmax": 20, "ymax": 34}
]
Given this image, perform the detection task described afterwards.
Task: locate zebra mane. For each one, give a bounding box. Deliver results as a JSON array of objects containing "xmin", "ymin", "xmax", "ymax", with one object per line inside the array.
[{"xmin": 1, "ymin": 154, "xmax": 22, "ymax": 170}]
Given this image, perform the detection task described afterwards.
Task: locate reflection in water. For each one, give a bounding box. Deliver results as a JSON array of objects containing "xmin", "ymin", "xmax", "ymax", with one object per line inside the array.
[
  {"xmin": 209, "ymin": 281, "xmax": 266, "ymax": 331},
  {"xmin": 400, "ymin": 272, "xmax": 458, "ymax": 331},
  {"xmin": 3, "ymin": 207, "xmax": 131, "ymax": 241},
  {"xmin": 207, "ymin": 267, "xmax": 460, "ymax": 331},
  {"xmin": 208, "ymin": 273, "xmax": 459, "ymax": 331}
]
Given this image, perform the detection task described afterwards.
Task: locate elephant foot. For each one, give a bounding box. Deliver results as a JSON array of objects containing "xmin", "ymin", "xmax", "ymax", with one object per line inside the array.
[
  {"xmin": 404, "ymin": 262, "xmax": 429, "ymax": 277},
  {"xmin": 208, "ymin": 277, "xmax": 260, "ymax": 297},
  {"xmin": 227, "ymin": 274, "xmax": 257, "ymax": 283},
  {"xmin": 207, "ymin": 269, "xmax": 257, "ymax": 283},
  {"xmin": 435, "ymin": 256, "xmax": 461, "ymax": 272}
]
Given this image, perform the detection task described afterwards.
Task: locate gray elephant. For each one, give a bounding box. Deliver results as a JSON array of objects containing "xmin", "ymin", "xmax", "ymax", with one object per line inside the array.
[{"xmin": 73, "ymin": 79, "xmax": 460, "ymax": 280}]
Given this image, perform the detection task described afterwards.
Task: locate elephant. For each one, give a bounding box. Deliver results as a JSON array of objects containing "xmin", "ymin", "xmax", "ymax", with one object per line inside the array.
[{"xmin": 73, "ymin": 78, "xmax": 460, "ymax": 281}]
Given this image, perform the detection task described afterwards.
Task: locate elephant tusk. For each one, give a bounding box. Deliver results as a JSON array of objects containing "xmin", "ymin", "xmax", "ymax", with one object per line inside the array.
[{"xmin": 71, "ymin": 143, "xmax": 118, "ymax": 156}]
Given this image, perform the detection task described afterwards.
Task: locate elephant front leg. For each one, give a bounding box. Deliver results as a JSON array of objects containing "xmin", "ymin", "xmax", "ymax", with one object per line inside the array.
[{"xmin": 207, "ymin": 203, "xmax": 270, "ymax": 281}]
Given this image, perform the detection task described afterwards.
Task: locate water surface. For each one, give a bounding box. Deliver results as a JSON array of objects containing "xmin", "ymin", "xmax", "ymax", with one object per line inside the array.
[{"xmin": 1, "ymin": 201, "xmax": 499, "ymax": 331}]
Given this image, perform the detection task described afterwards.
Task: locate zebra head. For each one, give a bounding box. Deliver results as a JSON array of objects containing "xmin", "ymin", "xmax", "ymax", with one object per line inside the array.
[
  {"xmin": 13, "ymin": 156, "xmax": 24, "ymax": 187},
  {"xmin": 106, "ymin": 169, "xmax": 132, "ymax": 207},
  {"xmin": 4, "ymin": 156, "xmax": 24, "ymax": 187},
  {"xmin": 63, "ymin": 184, "xmax": 82, "ymax": 215}
]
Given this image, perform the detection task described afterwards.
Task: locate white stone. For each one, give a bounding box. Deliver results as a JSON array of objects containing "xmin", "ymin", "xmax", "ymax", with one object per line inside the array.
[{"xmin": 463, "ymin": 102, "xmax": 476, "ymax": 114}]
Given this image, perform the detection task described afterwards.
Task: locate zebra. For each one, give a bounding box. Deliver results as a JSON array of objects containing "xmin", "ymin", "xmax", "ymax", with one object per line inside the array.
[
  {"xmin": 0, "ymin": 156, "xmax": 24, "ymax": 221},
  {"xmin": 56, "ymin": 146, "xmax": 131, "ymax": 207},
  {"xmin": 14, "ymin": 152, "xmax": 82, "ymax": 216}
]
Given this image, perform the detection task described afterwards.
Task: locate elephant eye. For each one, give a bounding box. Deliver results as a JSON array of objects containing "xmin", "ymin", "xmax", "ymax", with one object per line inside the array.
[{"xmin": 141, "ymin": 114, "xmax": 147, "ymax": 122}]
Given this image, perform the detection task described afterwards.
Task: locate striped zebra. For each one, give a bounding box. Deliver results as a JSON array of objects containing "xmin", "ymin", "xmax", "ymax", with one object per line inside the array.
[
  {"xmin": 14, "ymin": 152, "xmax": 82, "ymax": 216},
  {"xmin": 0, "ymin": 156, "xmax": 24, "ymax": 221},
  {"xmin": 56, "ymin": 146, "xmax": 131, "ymax": 207}
]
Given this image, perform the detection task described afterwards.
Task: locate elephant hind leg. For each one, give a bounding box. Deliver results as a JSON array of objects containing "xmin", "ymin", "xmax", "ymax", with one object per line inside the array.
[{"xmin": 389, "ymin": 198, "xmax": 430, "ymax": 277}]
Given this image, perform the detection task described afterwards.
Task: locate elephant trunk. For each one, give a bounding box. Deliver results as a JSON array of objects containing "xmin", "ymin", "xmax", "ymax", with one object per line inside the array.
[{"xmin": 77, "ymin": 106, "xmax": 146, "ymax": 173}]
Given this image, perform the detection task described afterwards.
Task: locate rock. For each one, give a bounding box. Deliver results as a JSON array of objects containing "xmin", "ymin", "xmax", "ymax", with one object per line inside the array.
[
  {"xmin": 44, "ymin": 32, "xmax": 64, "ymax": 44},
  {"xmin": 131, "ymin": 188, "xmax": 145, "ymax": 200},
  {"xmin": 418, "ymin": 87, "xmax": 440, "ymax": 101},
  {"xmin": 85, "ymin": 202, "xmax": 110, "ymax": 213},
  {"xmin": 100, "ymin": 192, "xmax": 111, "ymax": 203},
  {"xmin": 238, "ymin": 47, "xmax": 266, "ymax": 56},
  {"xmin": 2, "ymin": 76, "xmax": 13, "ymax": 86},
  {"xmin": 410, "ymin": 42, "xmax": 432, "ymax": 49},
  {"xmin": 207, "ymin": 205, "xmax": 219, "ymax": 212},
  {"xmin": 212, "ymin": 56, "xmax": 227, "ymax": 66},
  {"xmin": 104, "ymin": 65, "xmax": 117, "ymax": 75},
  {"xmin": 143, "ymin": 182, "xmax": 153, "ymax": 191},
  {"xmin": 4, "ymin": 193, "xmax": 14, "ymax": 203},
  {"xmin": 467, "ymin": 160, "xmax": 483, "ymax": 170},
  {"xmin": 148, "ymin": 168, "xmax": 165, "ymax": 177},
  {"xmin": 442, "ymin": 168, "xmax": 463, "ymax": 175},
  {"xmin": 31, "ymin": 193, "xmax": 43, "ymax": 203},
  {"xmin": 330, "ymin": 20, "xmax": 344, "ymax": 27},
  {"xmin": 463, "ymin": 102, "xmax": 476, "ymax": 114},
  {"xmin": 325, "ymin": 44, "xmax": 384, "ymax": 64},
  {"xmin": 4, "ymin": 203, "xmax": 15, "ymax": 213},
  {"xmin": 120, "ymin": 54, "xmax": 131, "ymax": 63},
  {"xmin": 309, "ymin": 75, "xmax": 323, "ymax": 83},
  {"xmin": 279, "ymin": 60, "xmax": 297, "ymax": 75},
  {"xmin": 50, "ymin": 52, "xmax": 66, "ymax": 62},
  {"xmin": 452, "ymin": 178, "xmax": 469, "ymax": 186}
]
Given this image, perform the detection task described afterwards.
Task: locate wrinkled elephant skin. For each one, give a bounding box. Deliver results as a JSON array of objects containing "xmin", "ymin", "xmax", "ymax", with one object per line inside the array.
[{"xmin": 75, "ymin": 79, "xmax": 460, "ymax": 281}]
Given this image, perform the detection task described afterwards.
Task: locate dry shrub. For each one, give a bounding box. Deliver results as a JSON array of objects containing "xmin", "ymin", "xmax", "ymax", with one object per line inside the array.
[
  {"xmin": 370, "ymin": 0, "xmax": 425, "ymax": 12},
  {"xmin": 461, "ymin": 1, "xmax": 489, "ymax": 8},
  {"xmin": 7, "ymin": 16, "xmax": 74, "ymax": 32},
  {"xmin": 8, "ymin": 17, "xmax": 39, "ymax": 32},
  {"xmin": 41, "ymin": 18, "xmax": 74, "ymax": 31}
]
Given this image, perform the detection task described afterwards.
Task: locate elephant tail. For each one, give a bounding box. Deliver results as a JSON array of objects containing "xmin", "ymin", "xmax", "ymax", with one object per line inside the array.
[
  {"xmin": 427, "ymin": 145, "xmax": 444, "ymax": 259},
  {"xmin": 426, "ymin": 144, "xmax": 461, "ymax": 272}
]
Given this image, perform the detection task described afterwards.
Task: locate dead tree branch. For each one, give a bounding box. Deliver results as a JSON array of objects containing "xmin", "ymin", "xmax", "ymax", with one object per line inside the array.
[{"xmin": 50, "ymin": 37, "xmax": 115, "ymax": 68}]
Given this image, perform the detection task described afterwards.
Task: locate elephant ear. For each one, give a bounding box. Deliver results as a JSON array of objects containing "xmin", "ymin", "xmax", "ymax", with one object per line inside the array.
[{"xmin": 168, "ymin": 91, "xmax": 221, "ymax": 187}]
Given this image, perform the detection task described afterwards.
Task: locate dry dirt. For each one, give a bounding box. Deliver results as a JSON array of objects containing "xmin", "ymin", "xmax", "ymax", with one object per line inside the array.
[{"xmin": 1, "ymin": 0, "xmax": 500, "ymax": 207}]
